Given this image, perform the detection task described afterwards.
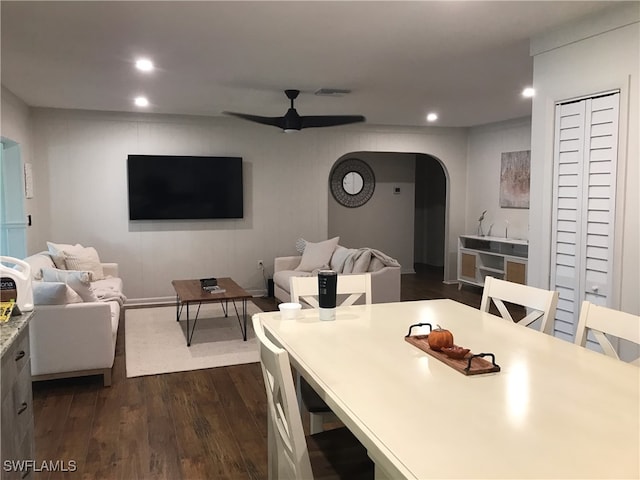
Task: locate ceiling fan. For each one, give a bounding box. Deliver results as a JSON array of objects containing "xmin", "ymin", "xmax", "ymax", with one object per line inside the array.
[{"xmin": 223, "ymin": 89, "xmax": 365, "ymax": 132}]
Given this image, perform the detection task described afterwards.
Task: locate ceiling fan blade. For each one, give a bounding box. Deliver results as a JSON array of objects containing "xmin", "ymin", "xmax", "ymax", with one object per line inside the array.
[
  {"xmin": 301, "ymin": 115, "xmax": 366, "ymax": 129},
  {"xmin": 224, "ymin": 90, "xmax": 365, "ymax": 131},
  {"xmin": 223, "ymin": 111, "xmax": 285, "ymax": 129}
]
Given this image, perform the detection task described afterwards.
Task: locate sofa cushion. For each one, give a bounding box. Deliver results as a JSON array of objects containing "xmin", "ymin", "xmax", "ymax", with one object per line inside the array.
[
  {"xmin": 41, "ymin": 267, "xmax": 99, "ymax": 302},
  {"xmin": 47, "ymin": 241, "xmax": 84, "ymax": 269},
  {"xmin": 295, "ymin": 237, "xmax": 339, "ymax": 272},
  {"xmin": 274, "ymin": 270, "xmax": 313, "ymax": 295},
  {"xmin": 33, "ymin": 281, "xmax": 83, "ymax": 305},
  {"xmin": 63, "ymin": 246, "xmax": 105, "ymax": 280},
  {"xmin": 24, "ymin": 252, "xmax": 56, "ymax": 280}
]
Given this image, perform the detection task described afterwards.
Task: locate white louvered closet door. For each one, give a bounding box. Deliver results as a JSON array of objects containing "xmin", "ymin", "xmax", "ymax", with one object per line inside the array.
[{"xmin": 550, "ymin": 92, "xmax": 619, "ymax": 342}]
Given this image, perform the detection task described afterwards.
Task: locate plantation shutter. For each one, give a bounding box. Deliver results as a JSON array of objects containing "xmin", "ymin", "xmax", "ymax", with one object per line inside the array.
[{"xmin": 550, "ymin": 91, "xmax": 619, "ymax": 342}]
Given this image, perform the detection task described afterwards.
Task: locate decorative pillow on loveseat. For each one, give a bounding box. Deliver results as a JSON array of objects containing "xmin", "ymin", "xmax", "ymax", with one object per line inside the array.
[
  {"xmin": 294, "ymin": 237, "xmax": 340, "ymax": 272},
  {"xmin": 41, "ymin": 267, "xmax": 98, "ymax": 302},
  {"xmin": 25, "ymin": 252, "xmax": 57, "ymax": 280},
  {"xmin": 47, "ymin": 241, "xmax": 105, "ymax": 280},
  {"xmin": 33, "ymin": 281, "xmax": 83, "ymax": 305},
  {"xmin": 47, "ymin": 241, "xmax": 84, "ymax": 269},
  {"xmin": 64, "ymin": 246, "xmax": 105, "ymax": 280}
]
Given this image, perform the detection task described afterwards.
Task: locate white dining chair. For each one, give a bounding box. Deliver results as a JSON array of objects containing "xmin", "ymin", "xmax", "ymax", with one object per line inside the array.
[
  {"xmin": 480, "ymin": 276, "xmax": 559, "ymax": 335},
  {"xmin": 574, "ymin": 301, "xmax": 640, "ymax": 364},
  {"xmin": 290, "ymin": 273, "xmax": 372, "ymax": 434},
  {"xmin": 290, "ymin": 273, "xmax": 372, "ymax": 308},
  {"xmin": 252, "ymin": 316, "xmax": 374, "ymax": 480}
]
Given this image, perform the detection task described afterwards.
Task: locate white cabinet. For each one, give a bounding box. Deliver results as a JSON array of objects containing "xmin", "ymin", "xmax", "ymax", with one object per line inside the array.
[
  {"xmin": 1, "ymin": 322, "xmax": 34, "ymax": 480},
  {"xmin": 457, "ymin": 235, "xmax": 528, "ymax": 288}
]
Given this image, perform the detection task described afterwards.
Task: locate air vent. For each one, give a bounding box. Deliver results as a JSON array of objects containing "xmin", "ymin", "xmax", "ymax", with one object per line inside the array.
[{"xmin": 314, "ymin": 88, "xmax": 351, "ymax": 97}]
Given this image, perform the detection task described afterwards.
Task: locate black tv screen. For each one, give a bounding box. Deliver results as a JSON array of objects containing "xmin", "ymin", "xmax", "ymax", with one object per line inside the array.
[{"xmin": 127, "ymin": 155, "xmax": 243, "ymax": 220}]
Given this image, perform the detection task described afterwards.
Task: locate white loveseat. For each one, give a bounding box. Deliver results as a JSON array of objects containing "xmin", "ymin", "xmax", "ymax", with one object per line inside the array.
[
  {"xmin": 274, "ymin": 238, "xmax": 401, "ymax": 304},
  {"xmin": 23, "ymin": 244, "xmax": 125, "ymax": 386}
]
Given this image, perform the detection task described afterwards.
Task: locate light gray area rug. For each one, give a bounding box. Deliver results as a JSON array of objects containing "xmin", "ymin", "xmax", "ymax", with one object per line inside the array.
[{"xmin": 125, "ymin": 301, "xmax": 262, "ymax": 378}]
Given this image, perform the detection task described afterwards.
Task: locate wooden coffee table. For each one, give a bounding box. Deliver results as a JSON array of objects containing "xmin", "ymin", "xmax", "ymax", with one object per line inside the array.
[{"xmin": 171, "ymin": 278, "xmax": 252, "ymax": 346}]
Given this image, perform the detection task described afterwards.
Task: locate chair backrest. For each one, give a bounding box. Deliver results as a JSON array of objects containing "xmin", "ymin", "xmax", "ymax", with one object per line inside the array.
[
  {"xmin": 290, "ymin": 273, "xmax": 372, "ymax": 308},
  {"xmin": 480, "ymin": 276, "xmax": 559, "ymax": 334},
  {"xmin": 252, "ymin": 316, "xmax": 314, "ymax": 480},
  {"xmin": 574, "ymin": 301, "xmax": 640, "ymax": 362}
]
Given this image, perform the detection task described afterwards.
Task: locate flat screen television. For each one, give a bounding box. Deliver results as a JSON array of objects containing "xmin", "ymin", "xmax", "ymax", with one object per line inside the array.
[{"xmin": 127, "ymin": 155, "xmax": 243, "ymax": 220}]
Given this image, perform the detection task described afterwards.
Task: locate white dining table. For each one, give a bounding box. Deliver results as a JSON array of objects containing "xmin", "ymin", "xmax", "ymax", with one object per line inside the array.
[{"xmin": 255, "ymin": 299, "xmax": 640, "ymax": 479}]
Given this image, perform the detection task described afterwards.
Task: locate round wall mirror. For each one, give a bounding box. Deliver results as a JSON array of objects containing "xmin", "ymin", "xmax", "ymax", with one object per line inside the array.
[
  {"xmin": 342, "ymin": 171, "xmax": 364, "ymax": 195},
  {"xmin": 329, "ymin": 158, "xmax": 375, "ymax": 207}
]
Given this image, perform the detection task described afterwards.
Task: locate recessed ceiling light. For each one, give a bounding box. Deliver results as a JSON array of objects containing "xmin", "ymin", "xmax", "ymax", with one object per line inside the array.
[
  {"xmin": 522, "ymin": 87, "xmax": 535, "ymax": 98},
  {"xmin": 134, "ymin": 96, "xmax": 149, "ymax": 107},
  {"xmin": 426, "ymin": 113, "xmax": 438, "ymax": 122},
  {"xmin": 135, "ymin": 58, "xmax": 154, "ymax": 72}
]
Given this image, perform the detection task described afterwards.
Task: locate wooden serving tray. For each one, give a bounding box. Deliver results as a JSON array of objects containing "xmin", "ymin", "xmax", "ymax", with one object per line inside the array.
[{"xmin": 405, "ymin": 334, "xmax": 500, "ymax": 376}]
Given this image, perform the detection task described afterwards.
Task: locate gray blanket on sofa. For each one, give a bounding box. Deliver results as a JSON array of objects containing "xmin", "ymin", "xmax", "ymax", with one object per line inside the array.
[{"xmin": 342, "ymin": 248, "xmax": 400, "ymax": 274}]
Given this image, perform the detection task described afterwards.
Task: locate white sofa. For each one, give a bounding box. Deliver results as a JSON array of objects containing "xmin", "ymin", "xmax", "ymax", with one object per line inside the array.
[
  {"xmin": 274, "ymin": 239, "xmax": 401, "ymax": 304},
  {"xmin": 23, "ymin": 248, "xmax": 125, "ymax": 386}
]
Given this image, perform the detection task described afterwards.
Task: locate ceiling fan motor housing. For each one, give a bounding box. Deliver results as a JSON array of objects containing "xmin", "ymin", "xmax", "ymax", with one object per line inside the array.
[{"xmin": 284, "ymin": 108, "xmax": 302, "ymax": 131}]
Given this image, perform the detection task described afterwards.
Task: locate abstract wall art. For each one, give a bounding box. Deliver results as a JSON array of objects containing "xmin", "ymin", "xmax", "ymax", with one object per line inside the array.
[{"xmin": 500, "ymin": 150, "xmax": 530, "ymax": 209}]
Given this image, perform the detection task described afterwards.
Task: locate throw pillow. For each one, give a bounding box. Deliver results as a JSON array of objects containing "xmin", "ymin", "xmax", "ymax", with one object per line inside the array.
[
  {"xmin": 33, "ymin": 281, "xmax": 83, "ymax": 305},
  {"xmin": 41, "ymin": 267, "xmax": 98, "ymax": 302},
  {"xmin": 295, "ymin": 238, "xmax": 307, "ymax": 254},
  {"xmin": 295, "ymin": 237, "xmax": 340, "ymax": 272},
  {"xmin": 64, "ymin": 246, "xmax": 105, "ymax": 280},
  {"xmin": 47, "ymin": 241, "xmax": 84, "ymax": 269},
  {"xmin": 24, "ymin": 252, "xmax": 56, "ymax": 281}
]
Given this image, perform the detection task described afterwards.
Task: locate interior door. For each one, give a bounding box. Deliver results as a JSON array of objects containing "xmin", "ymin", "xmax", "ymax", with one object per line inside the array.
[
  {"xmin": 550, "ymin": 91, "xmax": 619, "ymax": 342},
  {"xmin": 0, "ymin": 140, "xmax": 27, "ymax": 258}
]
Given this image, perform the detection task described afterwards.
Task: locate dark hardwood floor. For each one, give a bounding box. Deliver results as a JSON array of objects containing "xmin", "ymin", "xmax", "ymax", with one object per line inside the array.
[{"xmin": 31, "ymin": 265, "xmax": 483, "ymax": 480}]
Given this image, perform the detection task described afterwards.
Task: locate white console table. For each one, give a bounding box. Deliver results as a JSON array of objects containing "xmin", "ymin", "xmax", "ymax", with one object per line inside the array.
[{"xmin": 457, "ymin": 235, "xmax": 528, "ymax": 289}]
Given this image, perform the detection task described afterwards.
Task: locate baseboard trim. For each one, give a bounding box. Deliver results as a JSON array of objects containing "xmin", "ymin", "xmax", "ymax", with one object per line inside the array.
[{"xmin": 125, "ymin": 290, "xmax": 267, "ymax": 308}]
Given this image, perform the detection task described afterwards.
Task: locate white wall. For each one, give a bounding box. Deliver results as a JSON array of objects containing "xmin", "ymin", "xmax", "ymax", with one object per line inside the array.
[
  {"xmin": 328, "ymin": 152, "xmax": 416, "ymax": 273},
  {"xmin": 1, "ymin": 87, "xmax": 30, "ymax": 158},
  {"xmin": 529, "ymin": 5, "xmax": 639, "ymax": 316},
  {"xmin": 465, "ymin": 117, "xmax": 532, "ymax": 240},
  {"xmin": 27, "ymin": 109, "xmax": 469, "ymax": 301}
]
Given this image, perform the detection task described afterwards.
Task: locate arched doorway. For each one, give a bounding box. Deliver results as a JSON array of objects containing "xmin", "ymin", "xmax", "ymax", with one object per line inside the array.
[
  {"xmin": 414, "ymin": 154, "xmax": 447, "ymax": 274},
  {"xmin": 327, "ymin": 152, "xmax": 447, "ymax": 279}
]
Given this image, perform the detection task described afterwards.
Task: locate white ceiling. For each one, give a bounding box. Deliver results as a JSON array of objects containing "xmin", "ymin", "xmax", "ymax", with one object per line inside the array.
[{"xmin": 1, "ymin": 1, "xmax": 626, "ymax": 128}]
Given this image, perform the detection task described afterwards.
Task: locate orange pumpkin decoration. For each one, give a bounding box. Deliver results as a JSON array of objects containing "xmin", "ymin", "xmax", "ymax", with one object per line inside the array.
[{"xmin": 427, "ymin": 325, "xmax": 454, "ymax": 351}]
